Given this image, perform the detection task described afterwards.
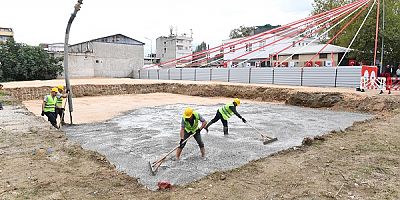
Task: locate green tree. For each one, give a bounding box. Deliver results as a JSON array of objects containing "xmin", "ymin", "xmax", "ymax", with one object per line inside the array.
[
  {"xmin": 229, "ymin": 25, "xmax": 255, "ymax": 39},
  {"xmin": 0, "ymin": 38, "xmax": 63, "ymax": 81},
  {"xmin": 312, "ymin": 0, "xmax": 400, "ymax": 65},
  {"xmin": 194, "ymin": 41, "xmax": 208, "ymax": 53}
]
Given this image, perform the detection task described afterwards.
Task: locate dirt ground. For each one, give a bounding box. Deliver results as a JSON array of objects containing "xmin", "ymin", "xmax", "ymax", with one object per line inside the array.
[
  {"xmin": 22, "ymin": 93, "xmax": 266, "ymax": 124},
  {"xmin": 1, "ymin": 81, "xmax": 400, "ymax": 200}
]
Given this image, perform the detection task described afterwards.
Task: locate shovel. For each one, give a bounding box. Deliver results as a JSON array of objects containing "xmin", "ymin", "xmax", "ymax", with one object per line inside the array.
[
  {"xmin": 246, "ymin": 122, "xmax": 278, "ymax": 145},
  {"xmin": 148, "ymin": 133, "xmax": 196, "ymax": 176}
]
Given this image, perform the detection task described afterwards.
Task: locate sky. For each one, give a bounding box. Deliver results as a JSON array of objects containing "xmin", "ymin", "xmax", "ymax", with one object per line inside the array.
[{"xmin": 0, "ymin": 0, "xmax": 314, "ymax": 55}]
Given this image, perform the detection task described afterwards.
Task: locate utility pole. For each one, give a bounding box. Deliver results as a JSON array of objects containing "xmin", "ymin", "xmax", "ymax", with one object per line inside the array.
[
  {"xmin": 64, "ymin": 0, "xmax": 83, "ymax": 124},
  {"xmin": 380, "ymin": 0, "xmax": 385, "ymax": 74},
  {"xmin": 144, "ymin": 37, "xmax": 153, "ymax": 64}
]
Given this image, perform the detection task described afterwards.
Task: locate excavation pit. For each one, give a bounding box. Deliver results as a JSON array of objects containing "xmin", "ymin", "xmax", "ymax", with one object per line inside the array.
[{"xmin": 64, "ymin": 102, "xmax": 371, "ymax": 190}]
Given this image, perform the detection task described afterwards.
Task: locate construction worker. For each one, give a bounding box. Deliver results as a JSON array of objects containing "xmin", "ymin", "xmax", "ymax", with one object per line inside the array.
[
  {"xmin": 56, "ymin": 85, "xmax": 68, "ymax": 125},
  {"xmin": 176, "ymin": 107, "xmax": 207, "ymax": 160},
  {"xmin": 41, "ymin": 88, "xmax": 59, "ymax": 129},
  {"xmin": 204, "ymin": 98, "xmax": 247, "ymax": 135}
]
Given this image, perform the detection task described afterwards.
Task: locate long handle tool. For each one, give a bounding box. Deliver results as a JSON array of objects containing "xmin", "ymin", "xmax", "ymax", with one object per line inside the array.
[
  {"xmin": 246, "ymin": 122, "xmax": 278, "ymax": 145},
  {"xmin": 148, "ymin": 133, "xmax": 196, "ymax": 176}
]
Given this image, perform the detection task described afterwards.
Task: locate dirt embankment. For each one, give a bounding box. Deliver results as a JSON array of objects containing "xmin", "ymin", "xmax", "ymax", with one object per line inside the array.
[{"xmin": 5, "ymin": 83, "xmax": 400, "ymax": 113}]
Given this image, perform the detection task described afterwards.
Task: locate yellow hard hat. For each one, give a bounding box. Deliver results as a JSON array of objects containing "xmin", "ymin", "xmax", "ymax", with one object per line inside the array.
[
  {"xmin": 57, "ymin": 85, "xmax": 64, "ymax": 90},
  {"xmin": 51, "ymin": 87, "xmax": 58, "ymax": 93},
  {"xmin": 183, "ymin": 107, "xmax": 193, "ymax": 119},
  {"xmin": 234, "ymin": 98, "xmax": 241, "ymax": 106}
]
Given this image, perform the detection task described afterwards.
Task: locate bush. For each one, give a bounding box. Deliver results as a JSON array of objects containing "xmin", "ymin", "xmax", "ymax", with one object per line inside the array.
[{"xmin": 0, "ymin": 38, "xmax": 63, "ymax": 81}]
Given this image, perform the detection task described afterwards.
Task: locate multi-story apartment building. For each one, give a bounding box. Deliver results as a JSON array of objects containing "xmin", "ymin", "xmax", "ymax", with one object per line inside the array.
[
  {"xmin": 156, "ymin": 33, "xmax": 193, "ymax": 68},
  {"xmin": 0, "ymin": 27, "xmax": 14, "ymax": 43}
]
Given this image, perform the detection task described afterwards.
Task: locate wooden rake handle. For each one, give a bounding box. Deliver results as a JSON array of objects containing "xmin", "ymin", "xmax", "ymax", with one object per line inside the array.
[{"xmin": 152, "ymin": 132, "xmax": 196, "ymax": 166}]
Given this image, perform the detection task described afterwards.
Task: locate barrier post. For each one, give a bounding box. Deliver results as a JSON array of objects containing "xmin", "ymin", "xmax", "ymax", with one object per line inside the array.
[
  {"xmin": 194, "ymin": 68, "xmax": 197, "ymax": 81},
  {"xmin": 180, "ymin": 68, "xmax": 183, "ymax": 80},
  {"xmin": 138, "ymin": 70, "xmax": 141, "ymax": 79},
  {"xmin": 228, "ymin": 69, "xmax": 231, "ymax": 82},
  {"xmin": 210, "ymin": 68, "xmax": 213, "ymax": 81},
  {"xmin": 272, "ymin": 68, "xmax": 275, "ymax": 84},
  {"xmin": 334, "ymin": 67, "xmax": 338, "ymax": 87},
  {"xmin": 157, "ymin": 69, "xmax": 160, "ymax": 80},
  {"xmin": 147, "ymin": 70, "xmax": 150, "ymax": 79},
  {"xmin": 168, "ymin": 69, "xmax": 171, "ymax": 80},
  {"xmin": 248, "ymin": 68, "xmax": 252, "ymax": 84},
  {"xmin": 300, "ymin": 67, "xmax": 304, "ymax": 86}
]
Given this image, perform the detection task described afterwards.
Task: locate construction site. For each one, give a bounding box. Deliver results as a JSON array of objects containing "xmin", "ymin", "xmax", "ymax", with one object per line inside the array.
[{"xmin": 1, "ymin": 0, "xmax": 400, "ymax": 199}]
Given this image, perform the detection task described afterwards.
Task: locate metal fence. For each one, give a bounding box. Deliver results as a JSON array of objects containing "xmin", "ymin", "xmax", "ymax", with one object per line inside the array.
[{"xmin": 134, "ymin": 66, "xmax": 362, "ymax": 88}]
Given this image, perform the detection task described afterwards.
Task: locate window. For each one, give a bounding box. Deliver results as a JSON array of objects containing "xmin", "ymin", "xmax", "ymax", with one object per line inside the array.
[
  {"xmin": 164, "ymin": 48, "xmax": 167, "ymax": 53},
  {"xmin": 319, "ymin": 53, "xmax": 328, "ymax": 59},
  {"xmin": 230, "ymin": 45, "xmax": 235, "ymax": 53},
  {"xmin": 292, "ymin": 54, "xmax": 299, "ymax": 60},
  {"xmin": 250, "ymin": 62, "xmax": 255, "ymax": 66},
  {"xmin": 273, "ymin": 55, "xmax": 278, "ymax": 60},
  {"xmin": 260, "ymin": 41, "xmax": 266, "ymax": 51},
  {"xmin": 246, "ymin": 43, "xmax": 252, "ymax": 52},
  {"xmin": 178, "ymin": 46, "xmax": 183, "ymax": 50}
]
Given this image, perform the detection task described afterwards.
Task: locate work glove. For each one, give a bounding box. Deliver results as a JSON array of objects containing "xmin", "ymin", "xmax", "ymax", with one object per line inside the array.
[
  {"xmin": 241, "ymin": 118, "xmax": 247, "ymax": 123},
  {"xmin": 62, "ymin": 108, "xmax": 65, "ymax": 111},
  {"xmin": 66, "ymin": 89, "xmax": 70, "ymax": 93},
  {"xmin": 179, "ymin": 139, "xmax": 185, "ymax": 149},
  {"xmin": 196, "ymin": 129, "xmax": 201, "ymax": 134},
  {"xmin": 41, "ymin": 111, "xmax": 45, "ymax": 116}
]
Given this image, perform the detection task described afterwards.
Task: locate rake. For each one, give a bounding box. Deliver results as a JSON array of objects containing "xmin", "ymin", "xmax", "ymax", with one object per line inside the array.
[
  {"xmin": 246, "ymin": 122, "xmax": 278, "ymax": 145},
  {"xmin": 148, "ymin": 133, "xmax": 196, "ymax": 176}
]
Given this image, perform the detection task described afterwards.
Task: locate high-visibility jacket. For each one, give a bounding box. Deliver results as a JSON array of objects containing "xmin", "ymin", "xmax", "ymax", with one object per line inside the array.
[
  {"xmin": 44, "ymin": 95, "xmax": 57, "ymax": 113},
  {"xmin": 56, "ymin": 96, "xmax": 63, "ymax": 108},
  {"xmin": 218, "ymin": 103, "xmax": 234, "ymax": 120},
  {"xmin": 183, "ymin": 112, "xmax": 200, "ymax": 133}
]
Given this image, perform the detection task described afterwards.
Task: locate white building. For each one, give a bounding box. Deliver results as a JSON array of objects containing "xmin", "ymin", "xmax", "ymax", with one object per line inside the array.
[
  {"xmin": 67, "ymin": 34, "xmax": 144, "ymax": 78},
  {"xmin": 0, "ymin": 27, "xmax": 13, "ymax": 43},
  {"xmin": 222, "ymin": 34, "xmax": 349, "ymax": 68},
  {"xmin": 156, "ymin": 34, "xmax": 193, "ymax": 68}
]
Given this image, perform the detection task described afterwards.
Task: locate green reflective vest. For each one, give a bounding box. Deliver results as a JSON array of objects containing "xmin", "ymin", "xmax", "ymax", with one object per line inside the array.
[
  {"xmin": 184, "ymin": 112, "xmax": 200, "ymax": 133},
  {"xmin": 56, "ymin": 96, "xmax": 63, "ymax": 108},
  {"xmin": 218, "ymin": 103, "xmax": 234, "ymax": 120},
  {"xmin": 44, "ymin": 95, "xmax": 57, "ymax": 113}
]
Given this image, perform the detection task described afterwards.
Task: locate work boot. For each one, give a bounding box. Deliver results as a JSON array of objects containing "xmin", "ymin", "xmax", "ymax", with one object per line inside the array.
[
  {"xmin": 61, "ymin": 121, "xmax": 67, "ymax": 126},
  {"xmin": 389, "ymin": 91, "xmax": 391, "ymax": 95},
  {"xmin": 379, "ymin": 90, "xmax": 384, "ymax": 94},
  {"xmin": 204, "ymin": 122, "xmax": 213, "ymax": 133},
  {"xmin": 223, "ymin": 127, "xmax": 229, "ymax": 135}
]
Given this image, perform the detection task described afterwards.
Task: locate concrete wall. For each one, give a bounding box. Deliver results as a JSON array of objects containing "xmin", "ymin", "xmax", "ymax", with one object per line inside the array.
[
  {"xmin": 67, "ymin": 42, "xmax": 144, "ymax": 78},
  {"xmin": 92, "ymin": 42, "xmax": 144, "ymax": 77},
  {"xmin": 68, "ymin": 53, "xmax": 96, "ymax": 78}
]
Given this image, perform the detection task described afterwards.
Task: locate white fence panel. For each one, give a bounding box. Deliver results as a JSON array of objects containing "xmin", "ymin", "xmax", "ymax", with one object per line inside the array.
[
  {"xmin": 148, "ymin": 70, "xmax": 159, "ymax": 80},
  {"xmin": 169, "ymin": 68, "xmax": 181, "ymax": 80},
  {"xmin": 159, "ymin": 69, "xmax": 169, "ymax": 80},
  {"xmin": 336, "ymin": 66, "xmax": 362, "ymax": 87},
  {"xmin": 274, "ymin": 68, "xmax": 302, "ymax": 86},
  {"xmin": 250, "ymin": 68, "xmax": 273, "ymax": 84},
  {"xmin": 229, "ymin": 68, "xmax": 250, "ymax": 83},
  {"xmin": 182, "ymin": 68, "xmax": 196, "ymax": 81},
  {"xmin": 211, "ymin": 68, "xmax": 229, "ymax": 82},
  {"xmin": 302, "ymin": 67, "xmax": 336, "ymax": 87},
  {"xmin": 139, "ymin": 70, "xmax": 149, "ymax": 79},
  {"xmin": 195, "ymin": 68, "xmax": 211, "ymax": 81}
]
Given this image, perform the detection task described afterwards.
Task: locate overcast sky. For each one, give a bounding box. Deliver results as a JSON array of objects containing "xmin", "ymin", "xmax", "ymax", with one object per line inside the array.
[{"xmin": 0, "ymin": 0, "xmax": 314, "ymax": 54}]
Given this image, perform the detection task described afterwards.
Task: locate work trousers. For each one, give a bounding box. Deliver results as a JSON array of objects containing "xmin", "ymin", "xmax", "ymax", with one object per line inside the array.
[
  {"xmin": 179, "ymin": 130, "xmax": 204, "ymax": 149},
  {"xmin": 209, "ymin": 110, "xmax": 228, "ymax": 128},
  {"xmin": 44, "ymin": 112, "xmax": 57, "ymax": 128}
]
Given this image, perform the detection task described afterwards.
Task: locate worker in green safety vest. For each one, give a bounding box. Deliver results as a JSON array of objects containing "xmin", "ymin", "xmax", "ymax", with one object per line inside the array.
[
  {"xmin": 56, "ymin": 85, "xmax": 69, "ymax": 125},
  {"xmin": 204, "ymin": 98, "xmax": 247, "ymax": 135},
  {"xmin": 41, "ymin": 87, "xmax": 59, "ymax": 129},
  {"xmin": 176, "ymin": 107, "xmax": 208, "ymax": 160}
]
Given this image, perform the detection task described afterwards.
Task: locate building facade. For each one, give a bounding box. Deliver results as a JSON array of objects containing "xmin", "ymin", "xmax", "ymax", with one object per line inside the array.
[
  {"xmin": 0, "ymin": 27, "xmax": 14, "ymax": 43},
  {"xmin": 66, "ymin": 34, "xmax": 144, "ymax": 78},
  {"xmin": 156, "ymin": 34, "xmax": 193, "ymax": 67},
  {"xmin": 222, "ymin": 35, "xmax": 349, "ymax": 68}
]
